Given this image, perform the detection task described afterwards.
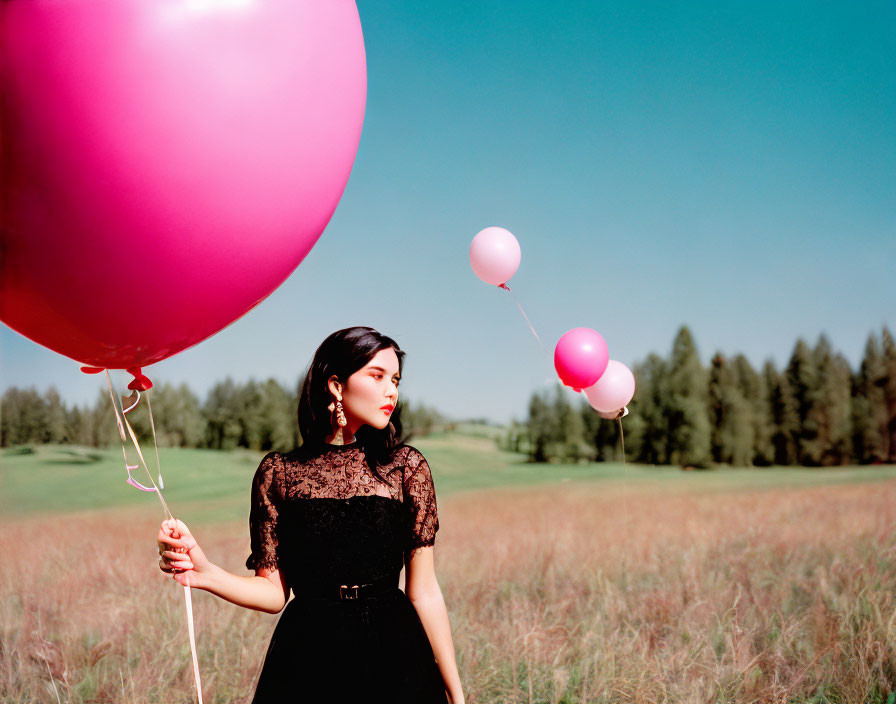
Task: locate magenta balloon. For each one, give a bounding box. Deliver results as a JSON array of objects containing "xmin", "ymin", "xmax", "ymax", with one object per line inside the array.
[
  {"xmin": 553, "ymin": 327, "xmax": 609, "ymax": 391},
  {"xmin": 469, "ymin": 227, "xmax": 521, "ymax": 286},
  {"xmin": 0, "ymin": 0, "xmax": 366, "ymax": 369},
  {"xmin": 584, "ymin": 360, "xmax": 635, "ymax": 413}
]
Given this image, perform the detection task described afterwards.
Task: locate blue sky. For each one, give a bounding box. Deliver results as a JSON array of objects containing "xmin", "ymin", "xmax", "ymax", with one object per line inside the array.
[{"xmin": 2, "ymin": 1, "xmax": 894, "ymax": 423}]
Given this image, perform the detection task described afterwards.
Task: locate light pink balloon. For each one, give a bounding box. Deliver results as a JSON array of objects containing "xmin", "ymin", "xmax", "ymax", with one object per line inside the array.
[
  {"xmin": 469, "ymin": 227, "xmax": 521, "ymax": 286},
  {"xmin": 0, "ymin": 0, "xmax": 366, "ymax": 370},
  {"xmin": 584, "ymin": 360, "xmax": 635, "ymax": 413},
  {"xmin": 553, "ymin": 327, "xmax": 609, "ymax": 391}
]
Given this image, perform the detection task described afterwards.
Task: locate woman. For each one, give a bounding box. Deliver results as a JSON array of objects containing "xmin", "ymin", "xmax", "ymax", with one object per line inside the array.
[{"xmin": 157, "ymin": 326, "xmax": 465, "ymax": 703}]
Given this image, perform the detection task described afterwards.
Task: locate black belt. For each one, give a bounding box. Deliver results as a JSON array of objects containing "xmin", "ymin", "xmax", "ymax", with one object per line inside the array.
[{"xmin": 298, "ymin": 574, "xmax": 399, "ymax": 602}]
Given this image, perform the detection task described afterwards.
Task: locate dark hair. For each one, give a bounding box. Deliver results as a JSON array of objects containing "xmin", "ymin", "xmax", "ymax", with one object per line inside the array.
[{"xmin": 297, "ymin": 326, "xmax": 405, "ymax": 479}]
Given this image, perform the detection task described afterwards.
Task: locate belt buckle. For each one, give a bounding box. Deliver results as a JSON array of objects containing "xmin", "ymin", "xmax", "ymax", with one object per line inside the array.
[{"xmin": 339, "ymin": 584, "xmax": 360, "ymax": 600}]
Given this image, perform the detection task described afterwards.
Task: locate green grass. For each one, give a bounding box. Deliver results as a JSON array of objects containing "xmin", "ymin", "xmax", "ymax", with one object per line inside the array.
[
  {"xmin": 0, "ymin": 445, "xmax": 263, "ymax": 523},
  {"xmin": 3, "ymin": 432, "xmax": 896, "ymax": 525},
  {"xmin": 415, "ymin": 431, "xmax": 896, "ymax": 495}
]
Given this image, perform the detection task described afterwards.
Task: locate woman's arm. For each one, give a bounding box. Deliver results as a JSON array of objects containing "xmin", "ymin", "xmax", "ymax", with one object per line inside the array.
[
  {"xmin": 159, "ymin": 518, "xmax": 289, "ymax": 614},
  {"xmin": 197, "ymin": 565, "xmax": 289, "ymax": 614},
  {"xmin": 405, "ymin": 545, "xmax": 465, "ymax": 704}
]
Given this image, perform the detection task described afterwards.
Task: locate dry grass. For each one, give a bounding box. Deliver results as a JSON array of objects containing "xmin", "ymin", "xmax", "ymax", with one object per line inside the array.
[{"xmin": 2, "ymin": 478, "xmax": 896, "ymax": 703}]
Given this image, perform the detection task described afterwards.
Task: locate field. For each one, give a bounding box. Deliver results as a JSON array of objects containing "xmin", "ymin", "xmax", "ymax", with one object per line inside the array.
[{"xmin": 2, "ymin": 430, "xmax": 896, "ymax": 703}]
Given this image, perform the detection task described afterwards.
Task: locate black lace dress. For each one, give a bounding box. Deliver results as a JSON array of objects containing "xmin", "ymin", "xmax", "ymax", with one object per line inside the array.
[{"xmin": 245, "ymin": 442, "xmax": 449, "ymax": 703}]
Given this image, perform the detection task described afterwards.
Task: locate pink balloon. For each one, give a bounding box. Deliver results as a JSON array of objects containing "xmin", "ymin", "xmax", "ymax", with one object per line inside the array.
[
  {"xmin": 553, "ymin": 328, "xmax": 609, "ymax": 391},
  {"xmin": 0, "ymin": 0, "xmax": 366, "ymax": 370},
  {"xmin": 584, "ymin": 360, "xmax": 635, "ymax": 414},
  {"xmin": 469, "ymin": 227, "xmax": 521, "ymax": 286}
]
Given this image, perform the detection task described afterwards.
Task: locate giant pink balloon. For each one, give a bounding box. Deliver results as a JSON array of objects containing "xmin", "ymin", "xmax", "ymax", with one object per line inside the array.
[
  {"xmin": 0, "ymin": 0, "xmax": 366, "ymax": 370},
  {"xmin": 554, "ymin": 327, "xmax": 609, "ymax": 391}
]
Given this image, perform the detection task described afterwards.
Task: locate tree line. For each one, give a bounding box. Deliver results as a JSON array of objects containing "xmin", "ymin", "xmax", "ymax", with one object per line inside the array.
[
  {"xmin": 0, "ymin": 377, "xmax": 447, "ymax": 451},
  {"xmin": 503, "ymin": 325, "xmax": 896, "ymax": 467},
  {"xmin": 4, "ymin": 325, "xmax": 894, "ymax": 466}
]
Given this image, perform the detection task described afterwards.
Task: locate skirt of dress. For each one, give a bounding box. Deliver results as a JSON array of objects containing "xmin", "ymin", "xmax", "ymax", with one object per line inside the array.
[{"xmin": 251, "ymin": 587, "xmax": 449, "ymax": 703}]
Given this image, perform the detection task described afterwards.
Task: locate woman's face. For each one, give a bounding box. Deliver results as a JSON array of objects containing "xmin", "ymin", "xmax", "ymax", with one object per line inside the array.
[{"xmin": 340, "ymin": 347, "xmax": 401, "ymax": 431}]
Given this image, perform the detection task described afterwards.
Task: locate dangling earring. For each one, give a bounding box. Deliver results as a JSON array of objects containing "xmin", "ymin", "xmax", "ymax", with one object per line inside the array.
[{"xmin": 335, "ymin": 400, "xmax": 347, "ymax": 427}]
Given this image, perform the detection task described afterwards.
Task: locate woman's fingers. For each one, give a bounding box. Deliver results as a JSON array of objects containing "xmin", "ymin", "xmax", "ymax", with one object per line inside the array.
[
  {"xmin": 157, "ymin": 531, "xmax": 191, "ymax": 550},
  {"xmin": 157, "ymin": 518, "xmax": 199, "ymax": 581},
  {"xmin": 159, "ymin": 557, "xmax": 193, "ymax": 572},
  {"xmin": 163, "ymin": 517, "xmax": 193, "ymax": 540},
  {"xmin": 159, "ymin": 547, "xmax": 193, "ymax": 565},
  {"xmin": 172, "ymin": 570, "xmax": 196, "ymax": 587},
  {"xmin": 160, "ymin": 550, "xmax": 193, "ymax": 563},
  {"xmin": 160, "ymin": 518, "xmax": 192, "ymax": 540}
]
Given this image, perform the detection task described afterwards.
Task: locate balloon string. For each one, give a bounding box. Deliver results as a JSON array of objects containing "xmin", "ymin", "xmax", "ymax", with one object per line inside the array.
[
  {"xmin": 617, "ymin": 416, "xmax": 629, "ymax": 571},
  {"xmin": 617, "ymin": 417, "xmax": 626, "ymax": 465},
  {"xmin": 184, "ymin": 585, "xmax": 204, "ymax": 704},
  {"xmin": 104, "ymin": 377, "xmax": 163, "ymax": 498},
  {"xmin": 499, "ymin": 284, "xmax": 553, "ymax": 363},
  {"xmin": 145, "ymin": 394, "xmax": 165, "ymax": 490},
  {"xmin": 102, "ymin": 371, "xmax": 203, "ymax": 704},
  {"xmin": 103, "ymin": 372, "xmax": 172, "ymax": 519}
]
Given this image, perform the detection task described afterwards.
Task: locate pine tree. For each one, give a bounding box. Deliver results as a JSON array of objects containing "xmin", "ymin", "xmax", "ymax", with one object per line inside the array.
[
  {"xmin": 666, "ymin": 326, "xmax": 711, "ymax": 467},
  {"xmin": 763, "ymin": 361, "xmax": 791, "ymax": 465},
  {"xmin": 42, "ymin": 387, "xmax": 68, "ymax": 443},
  {"xmin": 627, "ymin": 353, "xmax": 668, "ymax": 465},
  {"xmin": 150, "ymin": 382, "xmax": 204, "ymax": 447},
  {"xmin": 580, "ymin": 398, "xmax": 601, "ymax": 461},
  {"xmin": 850, "ymin": 333, "xmax": 886, "ymax": 462},
  {"xmin": 203, "ymin": 378, "xmax": 243, "ymax": 450},
  {"xmin": 89, "ymin": 388, "xmax": 118, "ymax": 447},
  {"xmin": 237, "ymin": 380, "xmax": 265, "ymax": 449},
  {"xmin": 732, "ymin": 354, "xmax": 772, "ymax": 466},
  {"xmin": 0, "ymin": 388, "xmax": 23, "ymax": 445},
  {"xmin": 812, "ymin": 335, "xmax": 852, "ymax": 465},
  {"xmin": 784, "ymin": 338, "xmax": 822, "ymax": 465},
  {"xmin": 526, "ymin": 390, "xmax": 551, "ymax": 462},
  {"xmin": 708, "ymin": 353, "xmax": 752, "ymax": 466},
  {"xmin": 581, "ymin": 398, "xmax": 618, "ymax": 462},
  {"xmin": 882, "ymin": 326, "xmax": 896, "ymax": 462},
  {"xmin": 0, "ymin": 387, "xmax": 50, "ymax": 446},
  {"xmin": 65, "ymin": 405, "xmax": 90, "ymax": 446},
  {"xmin": 257, "ymin": 378, "xmax": 298, "ymax": 451},
  {"xmin": 623, "ymin": 353, "xmax": 668, "ymax": 464},
  {"xmin": 553, "ymin": 385, "xmax": 587, "ymax": 462},
  {"xmin": 708, "ymin": 353, "xmax": 726, "ymax": 462}
]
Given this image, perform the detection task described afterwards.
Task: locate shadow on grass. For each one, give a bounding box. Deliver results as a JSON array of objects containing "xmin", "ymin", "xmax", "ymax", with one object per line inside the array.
[
  {"xmin": 3, "ymin": 445, "xmax": 36, "ymax": 455},
  {"xmin": 43, "ymin": 448, "xmax": 105, "ymax": 464}
]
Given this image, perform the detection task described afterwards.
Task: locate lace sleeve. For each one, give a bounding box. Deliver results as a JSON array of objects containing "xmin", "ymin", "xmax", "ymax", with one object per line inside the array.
[
  {"xmin": 245, "ymin": 452, "xmax": 281, "ymax": 572},
  {"xmin": 402, "ymin": 447, "xmax": 440, "ymax": 550}
]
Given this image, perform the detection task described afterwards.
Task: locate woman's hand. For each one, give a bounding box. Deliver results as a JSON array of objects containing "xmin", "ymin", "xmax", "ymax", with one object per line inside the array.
[{"xmin": 157, "ymin": 517, "xmax": 215, "ymax": 589}]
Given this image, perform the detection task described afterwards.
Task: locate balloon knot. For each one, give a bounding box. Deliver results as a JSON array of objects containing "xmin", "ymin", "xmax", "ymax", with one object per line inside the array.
[
  {"xmin": 80, "ymin": 366, "xmax": 105, "ymax": 375},
  {"xmin": 498, "ymin": 283, "xmax": 511, "ymax": 291},
  {"xmin": 127, "ymin": 367, "xmax": 153, "ymax": 391}
]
